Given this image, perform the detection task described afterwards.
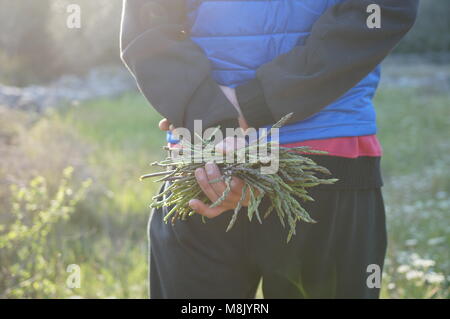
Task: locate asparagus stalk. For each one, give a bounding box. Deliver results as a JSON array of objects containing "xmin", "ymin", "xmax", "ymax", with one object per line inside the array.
[{"xmin": 141, "ymin": 114, "xmax": 337, "ymax": 242}]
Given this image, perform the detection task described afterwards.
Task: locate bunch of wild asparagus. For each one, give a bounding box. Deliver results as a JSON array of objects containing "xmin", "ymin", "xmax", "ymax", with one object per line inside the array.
[{"xmin": 141, "ymin": 114, "xmax": 337, "ymax": 242}]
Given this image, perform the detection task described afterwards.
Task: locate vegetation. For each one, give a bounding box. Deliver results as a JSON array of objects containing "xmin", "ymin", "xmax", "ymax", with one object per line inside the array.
[
  {"xmin": 0, "ymin": 94, "xmax": 163, "ymax": 298},
  {"xmin": 0, "ymin": 168, "xmax": 90, "ymax": 298},
  {"xmin": 0, "ymin": 82, "xmax": 448, "ymax": 298},
  {"xmin": 143, "ymin": 114, "xmax": 337, "ymax": 242},
  {"xmin": 0, "ymin": 0, "xmax": 121, "ymax": 85},
  {"xmin": 0, "ymin": 0, "xmax": 448, "ymax": 85}
]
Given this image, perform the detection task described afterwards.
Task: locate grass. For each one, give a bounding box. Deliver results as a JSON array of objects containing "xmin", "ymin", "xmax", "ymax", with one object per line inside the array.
[
  {"xmin": 1, "ymin": 84, "xmax": 448, "ymax": 298},
  {"xmin": 52, "ymin": 94, "xmax": 167, "ymax": 298},
  {"xmin": 58, "ymin": 94, "xmax": 166, "ymax": 214},
  {"xmin": 375, "ymin": 87, "xmax": 450, "ymax": 298},
  {"xmin": 376, "ymin": 87, "xmax": 450, "ymax": 177}
]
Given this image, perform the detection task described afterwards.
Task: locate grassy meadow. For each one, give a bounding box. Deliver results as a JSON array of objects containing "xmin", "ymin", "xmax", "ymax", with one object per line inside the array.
[{"xmin": 0, "ymin": 76, "xmax": 449, "ymax": 298}]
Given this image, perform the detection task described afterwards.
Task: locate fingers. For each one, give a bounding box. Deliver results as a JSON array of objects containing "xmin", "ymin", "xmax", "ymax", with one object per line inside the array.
[
  {"xmin": 205, "ymin": 163, "xmax": 241, "ymax": 204},
  {"xmin": 215, "ymin": 136, "xmax": 246, "ymax": 155},
  {"xmin": 195, "ymin": 164, "xmax": 242, "ymax": 205},
  {"xmin": 189, "ymin": 181, "xmax": 249, "ymax": 219},
  {"xmin": 195, "ymin": 167, "xmax": 219, "ymax": 203},
  {"xmin": 230, "ymin": 177, "xmax": 245, "ymax": 196},
  {"xmin": 204, "ymin": 162, "xmax": 226, "ymax": 194},
  {"xmin": 229, "ymin": 177, "xmax": 250, "ymax": 205},
  {"xmin": 194, "ymin": 161, "xmax": 246, "ymax": 215},
  {"xmin": 188, "ymin": 199, "xmax": 225, "ymax": 219},
  {"xmin": 159, "ymin": 118, "xmax": 171, "ymax": 131},
  {"xmin": 238, "ymin": 116, "xmax": 249, "ymax": 131},
  {"xmin": 193, "ymin": 146, "xmax": 252, "ymax": 219}
]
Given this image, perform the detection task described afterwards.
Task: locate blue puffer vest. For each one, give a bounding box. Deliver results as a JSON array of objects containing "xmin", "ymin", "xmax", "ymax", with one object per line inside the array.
[{"xmin": 180, "ymin": 0, "xmax": 380, "ymax": 144}]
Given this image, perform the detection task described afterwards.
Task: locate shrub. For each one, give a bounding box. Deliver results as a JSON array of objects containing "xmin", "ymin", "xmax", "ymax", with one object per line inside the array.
[
  {"xmin": 396, "ymin": 1, "xmax": 450, "ymax": 53},
  {"xmin": 0, "ymin": 0, "xmax": 56, "ymax": 85},
  {"xmin": 0, "ymin": 167, "xmax": 91, "ymax": 298}
]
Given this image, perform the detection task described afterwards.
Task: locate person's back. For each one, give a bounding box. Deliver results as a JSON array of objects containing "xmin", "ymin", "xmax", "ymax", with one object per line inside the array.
[{"xmin": 121, "ymin": 0, "xmax": 418, "ymax": 298}]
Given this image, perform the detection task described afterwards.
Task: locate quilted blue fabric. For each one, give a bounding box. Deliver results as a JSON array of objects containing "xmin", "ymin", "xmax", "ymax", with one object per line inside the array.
[{"xmin": 176, "ymin": 0, "xmax": 380, "ymax": 143}]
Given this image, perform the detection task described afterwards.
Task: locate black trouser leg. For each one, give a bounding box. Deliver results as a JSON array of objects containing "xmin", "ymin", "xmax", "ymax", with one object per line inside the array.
[
  {"xmin": 252, "ymin": 188, "xmax": 387, "ymax": 299},
  {"xmin": 148, "ymin": 187, "xmax": 387, "ymax": 299},
  {"xmin": 148, "ymin": 200, "xmax": 260, "ymax": 299}
]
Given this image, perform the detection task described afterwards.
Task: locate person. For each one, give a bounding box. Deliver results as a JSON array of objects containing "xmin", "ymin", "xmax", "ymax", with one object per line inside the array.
[{"xmin": 120, "ymin": 0, "xmax": 418, "ymax": 298}]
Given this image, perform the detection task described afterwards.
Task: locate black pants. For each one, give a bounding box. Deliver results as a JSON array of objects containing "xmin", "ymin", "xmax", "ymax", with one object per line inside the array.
[{"xmin": 148, "ymin": 185, "xmax": 387, "ymax": 299}]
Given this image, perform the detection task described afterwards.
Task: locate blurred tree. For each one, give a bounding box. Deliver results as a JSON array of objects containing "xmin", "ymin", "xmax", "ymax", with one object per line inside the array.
[
  {"xmin": 395, "ymin": 0, "xmax": 450, "ymax": 53},
  {"xmin": 0, "ymin": 0, "xmax": 56, "ymax": 85},
  {"xmin": 0, "ymin": 0, "xmax": 448, "ymax": 86},
  {"xmin": 0, "ymin": 0, "xmax": 122, "ymax": 86},
  {"xmin": 49, "ymin": 0, "xmax": 122, "ymax": 75}
]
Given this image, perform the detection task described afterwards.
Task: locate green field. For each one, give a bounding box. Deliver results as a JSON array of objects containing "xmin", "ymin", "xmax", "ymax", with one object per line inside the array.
[{"xmin": 1, "ymin": 85, "xmax": 449, "ymax": 298}]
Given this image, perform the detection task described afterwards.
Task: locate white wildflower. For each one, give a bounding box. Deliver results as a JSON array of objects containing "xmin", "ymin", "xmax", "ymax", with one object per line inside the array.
[
  {"xmin": 424, "ymin": 272, "xmax": 445, "ymax": 284},
  {"xmin": 405, "ymin": 239, "xmax": 418, "ymax": 246},
  {"xmin": 397, "ymin": 265, "xmax": 410, "ymax": 273},
  {"xmin": 405, "ymin": 270, "xmax": 424, "ymax": 280},
  {"xmin": 412, "ymin": 258, "xmax": 435, "ymax": 268},
  {"xmin": 387, "ymin": 283, "xmax": 396, "ymax": 290},
  {"xmin": 410, "ymin": 253, "xmax": 421, "ymax": 261}
]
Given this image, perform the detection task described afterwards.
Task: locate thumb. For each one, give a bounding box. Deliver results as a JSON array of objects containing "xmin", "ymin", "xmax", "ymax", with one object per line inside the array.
[{"xmin": 159, "ymin": 118, "xmax": 171, "ymax": 131}]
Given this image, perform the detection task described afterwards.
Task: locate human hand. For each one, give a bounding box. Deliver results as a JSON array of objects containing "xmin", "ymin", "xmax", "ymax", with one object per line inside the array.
[
  {"xmin": 189, "ymin": 137, "xmax": 250, "ymax": 218},
  {"xmin": 158, "ymin": 118, "xmax": 173, "ymax": 131}
]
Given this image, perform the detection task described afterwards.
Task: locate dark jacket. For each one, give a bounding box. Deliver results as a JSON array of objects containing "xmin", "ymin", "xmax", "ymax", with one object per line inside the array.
[
  {"xmin": 120, "ymin": 0, "xmax": 418, "ymax": 132},
  {"xmin": 120, "ymin": 0, "xmax": 418, "ymax": 189}
]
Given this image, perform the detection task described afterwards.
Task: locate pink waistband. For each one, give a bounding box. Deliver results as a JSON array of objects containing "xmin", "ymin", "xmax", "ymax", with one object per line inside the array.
[
  {"xmin": 170, "ymin": 135, "xmax": 383, "ymax": 159},
  {"xmin": 282, "ymin": 135, "xmax": 383, "ymax": 158}
]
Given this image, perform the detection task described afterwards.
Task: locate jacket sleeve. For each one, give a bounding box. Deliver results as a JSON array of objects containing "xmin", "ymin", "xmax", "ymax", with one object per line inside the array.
[
  {"xmin": 120, "ymin": 0, "xmax": 239, "ymax": 132},
  {"xmin": 235, "ymin": 0, "xmax": 419, "ymax": 128}
]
